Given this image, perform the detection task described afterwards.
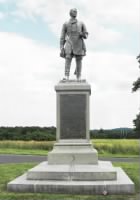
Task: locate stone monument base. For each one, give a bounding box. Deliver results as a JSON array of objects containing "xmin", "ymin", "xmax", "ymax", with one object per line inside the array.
[
  {"xmin": 48, "ymin": 140, "xmax": 98, "ymax": 164},
  {"xmin": 27, "ymin": 161, "xmax": 116, "ymax": 181},
  {"xmin": 7, "ymin": 161, "xmax": 134, "ymax": 194},
  {"xmin": 7, "ymin": 80, "xmax": 135, "ymax": 194}
]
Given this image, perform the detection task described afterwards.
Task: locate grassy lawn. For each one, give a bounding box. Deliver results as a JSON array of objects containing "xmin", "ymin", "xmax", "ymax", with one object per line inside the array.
[
  {"xmin": 0, "ymin": 148, "xmax": 48, "ymax": 156},
  {"xmin": 0, "ymin": 148, "xmax": 139, "ymax": 158},
  {"xmin": 0, "ymin": 139, "xmax": 139, "ymax": 157},
  {"xmin": 0, "ymin": 162, "xmax": 139, "ymax": 200}
]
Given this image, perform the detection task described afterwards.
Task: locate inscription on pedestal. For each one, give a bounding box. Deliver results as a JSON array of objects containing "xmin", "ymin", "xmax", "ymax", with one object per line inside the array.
[{"xmin": 60, "ymin": 94, "xmax": 86, "ymax": 139}]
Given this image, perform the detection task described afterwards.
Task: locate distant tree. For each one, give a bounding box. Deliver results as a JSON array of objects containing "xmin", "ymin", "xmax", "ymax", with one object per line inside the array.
[
  {"xmin": 132, "ymin": 54, "xmax": 140, "ymax": 137},
  {"xmin": 133, "ymin": 113, "xmax": 140, "ymax": 137},
  {"xmin": 98, "ymin": 128, "xmax": 104, "ymax": 133},
  {"xmin": 132, "ymin": 54, "xmax": 140, "ymax": 92},
  {"xmin": 132, "ymin": 77, "xmax": 140, "ymax": 92}
]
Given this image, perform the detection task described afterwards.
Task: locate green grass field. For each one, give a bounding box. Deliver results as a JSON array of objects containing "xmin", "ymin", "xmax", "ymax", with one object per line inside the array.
[
  {"xmin": 93, "ymin": 139, "xmax": 139, "ymax": 156},
  {"xmin": 0, "ymin": 139, "xmax": 139, "ymax": 157},
  {"xmin": 0, "ymin": 148, "xmax": 48, "ymax": 155},
  {"xmin": 0, "ymin": 162, "xmax": 139, "ymax": 200}
]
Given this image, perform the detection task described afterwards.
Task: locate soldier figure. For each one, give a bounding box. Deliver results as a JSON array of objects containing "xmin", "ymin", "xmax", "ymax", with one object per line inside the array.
[{"xmin": 60, "ymin": 8, "xmax": 88, "ymax": 80}]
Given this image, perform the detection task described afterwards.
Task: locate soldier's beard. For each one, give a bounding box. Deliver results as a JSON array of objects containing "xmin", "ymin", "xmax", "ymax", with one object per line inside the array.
[{"xmin": 71, "ymin": 16, "xmax": 77, "ymax": 19}]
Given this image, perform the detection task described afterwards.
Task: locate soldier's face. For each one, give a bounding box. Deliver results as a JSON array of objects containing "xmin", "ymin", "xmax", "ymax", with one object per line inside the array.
[{"xmin": 71, "ymin": 9, "xmax": 77, "ymax": 18}]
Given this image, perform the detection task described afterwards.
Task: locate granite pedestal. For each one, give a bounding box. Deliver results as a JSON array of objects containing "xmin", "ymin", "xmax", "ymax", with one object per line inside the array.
[
  {"xmin": 7, "ymin": 80, "xmax": 135, "ymax": 195},
  {"xmin": 48, "ymin": 80, "xmax": 98, "ymax": 165}
]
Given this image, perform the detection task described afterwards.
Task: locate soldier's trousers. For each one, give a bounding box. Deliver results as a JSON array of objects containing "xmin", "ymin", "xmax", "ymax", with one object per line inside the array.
[{"xmin": 65, "ymin": 55, "xmax": 82, "ymax": 78}]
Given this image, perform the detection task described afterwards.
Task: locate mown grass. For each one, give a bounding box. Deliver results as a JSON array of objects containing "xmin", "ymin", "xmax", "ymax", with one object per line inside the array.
[
  {"xmin": 113, "ymin": 162, "xmax": 140, "ymax": 193},
  {"xmin": 0, "ymin": 148, "xmax": 139, "ymax": 157},
  {"xmin": 0, "ymin": 148, "xmax": 48, "ymax": 155},
  {"xmin": 0, "ymin": 162, "xmax": 139, "ymax": 200},
  {"xmin": 0, "ymin": 139, "xmax": 139, "ymax": 157}
]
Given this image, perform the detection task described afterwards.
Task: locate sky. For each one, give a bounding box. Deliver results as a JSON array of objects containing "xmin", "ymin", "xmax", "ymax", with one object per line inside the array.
[{"xmin": 0, "ymin": 0, "xmax": 139, "ymax": 129}]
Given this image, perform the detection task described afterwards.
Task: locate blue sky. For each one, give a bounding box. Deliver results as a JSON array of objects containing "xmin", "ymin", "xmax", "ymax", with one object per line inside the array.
[
  {"xmin": 0, "ymin": 2, "xmax": 57, "ymax": 45},
  {"xmin": 0, "ymin": 0, "xmax": 139, "ymax": 129}
]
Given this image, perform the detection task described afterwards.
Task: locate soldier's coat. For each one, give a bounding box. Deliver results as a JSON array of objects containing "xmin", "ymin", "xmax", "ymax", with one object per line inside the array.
[{"xmin": 60, "ymin": 18, "xmax": 87, "ymax": 57}]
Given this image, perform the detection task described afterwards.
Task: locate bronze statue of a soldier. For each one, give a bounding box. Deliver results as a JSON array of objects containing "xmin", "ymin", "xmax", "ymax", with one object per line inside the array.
[{"xmin": 60, "ymin": 8, "xmax": 88, "ymax": 80}]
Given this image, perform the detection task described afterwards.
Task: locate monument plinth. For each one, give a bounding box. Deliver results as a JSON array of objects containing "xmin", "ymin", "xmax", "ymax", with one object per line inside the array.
[
  {"xmin": 48, "ymin": 80, "xmax": 98, "ymax": 165},
  {"xmin": 55, "ymin": 80, "xmax": 90, "ymax": 140}
]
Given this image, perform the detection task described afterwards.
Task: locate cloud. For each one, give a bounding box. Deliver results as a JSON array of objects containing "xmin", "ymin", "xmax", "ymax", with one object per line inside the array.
[
  {"xmin": 0, "ymin": 31, "xmax": 139, "ymax": 128},
  {"xmin": 0, "ymin": 0, "xmax": 8, "ymax": 3},
  {"xmin": 7, "ymin": 0, "xmax": 136, "ymax": 48},
  {"xmin": 0, "ymin": 32, "xmax": 62, "ymax": 126},
  {"xmin": 83, "ymin": 51, "xmax": 139, "ymax": 92},
  {"xmin": 0, "ymin": 12, "xmax": 5, "ymax": 19},
  {"xmin": 103, "ymin": 0, "xmax": 139, "ymax": 26},
  {"xmin": 80, "ymin": 0, "xmax": 139, "ymax": 26},
  {"xmin": 85, "ymin": 22, "xmax": 123, "ymax": 48},
  {"xmin": 0, "ymin": 32, "xmax": 66, "ymax": 104},
  {"xmin": 0, "ymin": 0, "xmax": 137, "ymax": 52},
  {"xmin": 15, "ymin": 0, "xmax": 139, "ymax": 25},
  {"xmin": 90, "ymin": 90, "xmax": 139, "ymax": 129},
  {"xmin": 12, "ymin": 1, "xmax": 139, "ymax": 28}
]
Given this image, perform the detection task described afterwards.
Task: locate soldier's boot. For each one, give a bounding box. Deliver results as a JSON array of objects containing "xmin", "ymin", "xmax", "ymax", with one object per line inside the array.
[
  {"xmin": 64, "ymin": 58, "xmax": 72, "ymax": 80},
  {"xmin": 75, "ymin": 56, "xmax": 82, "ymax": 81}
]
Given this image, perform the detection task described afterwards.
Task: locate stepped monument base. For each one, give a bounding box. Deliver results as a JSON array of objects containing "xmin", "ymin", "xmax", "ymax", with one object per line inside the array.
[{"xmin": 7, "ymin": 81, "xmax": 135, "ymax": 195}]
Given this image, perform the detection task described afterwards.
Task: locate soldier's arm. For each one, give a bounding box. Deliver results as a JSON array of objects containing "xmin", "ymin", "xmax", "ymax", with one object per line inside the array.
[
  {"xmin": 60, "ymin": 23, "xmax": 67, "ymax": 50},
  {"xmin": 82, "ymin": 23, "xmax": 88, "ymax": 39}
]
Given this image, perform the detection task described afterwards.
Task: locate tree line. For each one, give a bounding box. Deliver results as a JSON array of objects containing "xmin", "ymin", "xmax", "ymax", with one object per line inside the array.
[
  {"xmin": 0, "ymin": 126, "xmax": 138, "ymax": 141},
  {"xmin": 90, "ymin": 128, "xmax": 137, "ymax": 139},
  {"xmin": 0, "ymin": 126, "xmax": 56, "ymax": 141},
  {"xmin": 132, "ymin": 54, "xmax": 140, "ymax": 137}
]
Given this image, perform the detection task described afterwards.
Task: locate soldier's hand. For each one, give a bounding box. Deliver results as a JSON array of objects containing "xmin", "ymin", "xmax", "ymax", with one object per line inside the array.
[
  {"xmin": 79, "ymin": 32, "xmax": 88, "ymax": 39},
  {"xmin": 60, "ymin": 47, "xmax": 65, "ymax": 58},
  {"xmin": 79, "ymin": 32, "xmax": 83, "ymax": 38}
]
